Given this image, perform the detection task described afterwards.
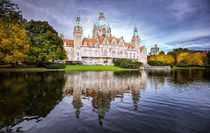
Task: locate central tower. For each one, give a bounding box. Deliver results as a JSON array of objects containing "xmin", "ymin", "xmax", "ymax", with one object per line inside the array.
[{"xmin": 92, "ymin": 10, "xmax": 112, "ymax": 39}]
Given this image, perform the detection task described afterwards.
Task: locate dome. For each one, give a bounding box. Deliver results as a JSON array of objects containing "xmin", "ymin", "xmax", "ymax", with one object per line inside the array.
[{"xmin": 96, "ymin": 20, "xmax": 110, "ymax": 29}]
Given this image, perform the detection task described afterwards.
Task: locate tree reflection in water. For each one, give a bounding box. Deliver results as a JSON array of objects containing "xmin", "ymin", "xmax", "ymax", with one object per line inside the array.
[
  {"xmin": 0, "ymin": 69, "xmax": 209, "ymax": 132},
  {"xmin": 0, "ymin": 72, "xmax": 66, "ymax": 132}
]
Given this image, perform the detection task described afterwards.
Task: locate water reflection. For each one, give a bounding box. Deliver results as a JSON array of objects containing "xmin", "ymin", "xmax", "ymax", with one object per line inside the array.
[
  {"xmin": 0, "ymin": 72, "xmax": 66, "ymax": 132},
  {"xmin": 0, "ymin": 70, "xmax": 209, "ymax": 133},
  {"xmin": 63, "ymin": 71, "xmax": 147, "ymax": 126}
]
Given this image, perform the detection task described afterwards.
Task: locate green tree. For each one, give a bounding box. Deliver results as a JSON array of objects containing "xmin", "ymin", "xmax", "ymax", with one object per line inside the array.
[
  {"xmin": 159, "ymin": 51, "xmax": 165, "ymax": 55},
  {"xmin": 0, "ymin": 0, "xmax": 25, "ymax": 25},
  {"xmin": 26, "ymin": 20, "xmax": 67, "ymax": 64}
]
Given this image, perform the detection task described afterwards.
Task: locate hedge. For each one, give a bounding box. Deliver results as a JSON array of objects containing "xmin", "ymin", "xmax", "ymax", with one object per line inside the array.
[
  {"xmin": 148, "ymin": 61, "xmax": 173, "ymax": 67},
  {"xmin": 113, "ymin": 59, "xmax": 142, "ymax": 69},
  {"xmin": 46, "ymin": 63, "xmax": 65, "ymax": 69}
]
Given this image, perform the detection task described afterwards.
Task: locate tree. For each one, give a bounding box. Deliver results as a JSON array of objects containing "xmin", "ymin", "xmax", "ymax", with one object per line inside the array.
[
  {"xmin": 188, "ymin": 53, "xmax": 203, "ymax": 66},
  {"xmin": 167, "ymin": 48, "xmax": 190, "ymax": 64},
  {"xmin": 207, "ymin": 51, "xmax": 210, "ymax": 65},
  {"xmin": 26, "ymin": 20, "xmax": 67, "ymax": 64},
  {"xmin": 0, "ymin": 0, "xmax": 30, "ymax": 65},
  {"xmin": 159, "ymin": 51, "xmax": 165, "ymax": 55},
  {"xmin": 0, "ymin": 0, "xmax": 25, "ymax": 25},
  {"xmin": 0, "ymin": 20, "xmax": 30, "ymax": 64}
]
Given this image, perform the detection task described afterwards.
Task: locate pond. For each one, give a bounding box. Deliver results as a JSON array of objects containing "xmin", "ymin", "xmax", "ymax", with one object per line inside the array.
[{"xmin": 0, "ymin": 70, "xmax": 210, "ymax": 133}]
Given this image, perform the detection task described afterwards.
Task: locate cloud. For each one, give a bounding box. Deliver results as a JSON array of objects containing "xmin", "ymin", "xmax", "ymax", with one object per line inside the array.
[{"xmin": 13, "ymin": 0, "xmax": 210, "ymax": 52}]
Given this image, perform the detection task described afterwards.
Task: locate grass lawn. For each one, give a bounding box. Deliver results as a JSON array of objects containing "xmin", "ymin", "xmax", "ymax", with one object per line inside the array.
[
  {"xmin": 65, "ymin": 65, "xmax": 125, "ymax": 71},
  {"xmin": 0, "ymin": 65, "xmax": 125, "ymax": 71},
  {"xmin": 172, "ymin": 66, "xmax": 206, "ymax": 69}
]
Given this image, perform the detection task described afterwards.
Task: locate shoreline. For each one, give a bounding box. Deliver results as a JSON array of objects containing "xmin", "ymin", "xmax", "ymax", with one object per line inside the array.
[{"xmin": 0, "ymin": 65, "xmax": 208, "ymax": 72}]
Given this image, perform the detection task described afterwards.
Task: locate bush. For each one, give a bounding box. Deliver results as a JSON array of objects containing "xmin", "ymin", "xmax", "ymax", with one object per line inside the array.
[
  {"xmin": 113, "ymin": 59, "xmax": 142, "ymax": 69},
  {"xmin": 176, "ymin": 63, "xmax": 189, "ymax": 67},
  {"xmin": 46, "ymin": 63, "xmax": 65, "ymax": 69},
  {"xmin": 148, "ymin": 61, "xmax": 173, "ymax": 67}
]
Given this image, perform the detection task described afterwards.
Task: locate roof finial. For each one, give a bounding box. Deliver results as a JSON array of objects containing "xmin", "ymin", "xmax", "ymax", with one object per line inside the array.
[{"xmin": 99, "ymin": 8, "xmax": 105, "ymax": 20}]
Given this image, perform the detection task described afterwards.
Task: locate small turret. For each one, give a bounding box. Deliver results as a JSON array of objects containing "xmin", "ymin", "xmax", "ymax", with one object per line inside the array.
[{"xmin": 131, "ymin": 27, "xmax": 141, "ymax": 49}]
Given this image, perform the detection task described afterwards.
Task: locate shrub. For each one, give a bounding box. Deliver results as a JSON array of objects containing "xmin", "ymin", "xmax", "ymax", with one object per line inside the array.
[
  {"xmin": 113, "ymin": 59, "xmax": 142, "ymax": 69},
  {"xmin": 176, "ymin": 63, "xmax": 189, "ymax": 67},
  {"xmin": 46, "ymin": 63, "xmax": 65, "ymax": 69},
  {"xmin": 148, "ymin": 61, "xmax": 173, "ymax": 67}
]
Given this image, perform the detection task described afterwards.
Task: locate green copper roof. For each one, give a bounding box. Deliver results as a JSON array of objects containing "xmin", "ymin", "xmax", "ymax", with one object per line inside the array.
[
  {"xmin": 96, "ymin": 20, "xmax": 110, "ymax": 29},
  {"xmin": 133, "ymin": 31, "xmax": 138, "ymax": 36},
  {"xmin": 75, "ymin": 21, "xmax": 80, "ymax": 26}
]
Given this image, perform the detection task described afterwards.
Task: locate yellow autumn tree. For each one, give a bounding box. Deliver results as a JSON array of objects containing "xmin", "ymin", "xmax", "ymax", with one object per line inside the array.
[
  {"xmin": 165, "ymin": 55, "xmax": 175, "ymax": 64},
  {"xmin": 177, "ymin": 52, "xmax": 189, "ymax": 64},
  {"xmin": 148, "ymin": 54, "xmax": 175, "ymax": 65},
  {"xmin": 0, "ymin": 20, "xmax": 30, "ymax": 64},
  {"xmin": 188, "ymin": 52, "xmax": 203, "ymax": 66},
  {"xmin": 177, "ymin": 52, "xmax": 207, "ymax": 66}
]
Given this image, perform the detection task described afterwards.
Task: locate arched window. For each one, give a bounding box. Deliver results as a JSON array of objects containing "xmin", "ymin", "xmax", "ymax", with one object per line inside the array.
[
  {"xmin": 112, "ymin": 50, "xmax": 116, "ymax": 57},
  {"xmin": 117, "ymin": 51, "xmax": 120, "ymax": 57},
  {"xmin": 89, "ymin": 50, "xmax": 92, "ymax": 56},
  {"xmin": 130, "ymin": 53, "xmax": 132, "ymax": 58},
  {"xmin": 95, "ymin": 50, "xmax": 98, "ymax": 56},
  {"xmin": 83, "ymin": 49, "xmax": 87, "ymax": 56},
  {"xmin": 90, "ymin": 42, "xmax": 92, "ymax": 47},
  {"xmin": 120, "ymin": 51, "xmax": 123, "ymax": 57},
  {"xmin": 95, "ymin": 43, "xmax": 98, "ymax": 47},
  {"xmin": 103, "ymin": 50, "xmax": 108, "ymax": 56},
  {"xmin": 84, "ymin": 42, "xmax": 87, "ymax": 47}
]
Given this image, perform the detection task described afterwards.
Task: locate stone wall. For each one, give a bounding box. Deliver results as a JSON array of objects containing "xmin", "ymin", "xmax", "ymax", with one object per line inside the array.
[{"xmin": 144, "ymin": 65, "xmax": 171, "ymax": 70}]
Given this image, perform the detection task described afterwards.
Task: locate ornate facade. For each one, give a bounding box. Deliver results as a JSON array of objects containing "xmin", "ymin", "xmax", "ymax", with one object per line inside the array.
[{"xmin": 63, "ymin": 11, "xmax": 147, "ymax": 65}]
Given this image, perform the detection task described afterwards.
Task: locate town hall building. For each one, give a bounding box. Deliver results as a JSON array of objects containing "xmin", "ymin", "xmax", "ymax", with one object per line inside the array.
[{"xmin": 63, "ymin": 11, "xmax": 147, "ymax": 65}]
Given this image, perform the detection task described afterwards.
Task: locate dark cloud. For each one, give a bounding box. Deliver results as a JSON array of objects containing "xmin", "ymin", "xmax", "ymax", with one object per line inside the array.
[{"xmin": 13, "ymin": 0, "xmax": 210, "ymax": 51}]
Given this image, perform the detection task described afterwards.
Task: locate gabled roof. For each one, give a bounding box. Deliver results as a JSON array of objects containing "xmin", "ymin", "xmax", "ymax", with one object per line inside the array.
[
  {"xmin": 82, "ymin": 38, "xmax": 98, "ymax": 46},
  {"xmin": 108, "ymin": 37, "xmax": 113, "ymax": 43},
  {"xmin": 98, "ymin": 36, "xmax": 120, "ymax": 44},
  {"xmin": 140, "ymin": 46, "xmax": 145, "ymax": 52},
  {"xmin": 125, "ymin": 43, "xmax": 134, "ymax": 48},
  {"xmin": 115, "ymin": 38, "xmax": 120, "ymax": 44},
  {"xmin": 64, "ymin": 39, "xmax": 74, "ymax": 47},
  {"xmin": 99, "ymin": 36, "xmax": 104, "ymax": 43}
]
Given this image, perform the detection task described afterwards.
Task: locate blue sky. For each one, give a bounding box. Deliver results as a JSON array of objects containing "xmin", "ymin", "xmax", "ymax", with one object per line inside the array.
[{"xmin": 14, "ymin": 0, "xmax": 210, "ymax": 52}]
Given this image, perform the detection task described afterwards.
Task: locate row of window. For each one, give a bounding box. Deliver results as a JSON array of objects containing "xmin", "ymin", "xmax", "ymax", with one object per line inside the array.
[
  {"xmin": 84, "ymin": 43, "xmax": 97, "ymax": 47},
  {"xmin": 82, "ymin": 49, "xmax": 137, "ymax": 58},
  {"xmin": 83, "ymin": 43, "xmax": 132, "ymax": 50}
]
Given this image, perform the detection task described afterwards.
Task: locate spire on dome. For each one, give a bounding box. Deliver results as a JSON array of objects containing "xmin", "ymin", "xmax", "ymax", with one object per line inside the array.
[
  {"xmin": 99, "ymin": 9, "xmax": 105, "ymax": 20},
  {"xmin": 133, "ymin": 27, "xmax": 139, "ymax": 37}
]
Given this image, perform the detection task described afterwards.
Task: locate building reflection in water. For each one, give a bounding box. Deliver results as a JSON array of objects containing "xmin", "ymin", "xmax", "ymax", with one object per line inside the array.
[{"xmin": 63, "ymin": 71, "xmax": 147, "ymax": 125}]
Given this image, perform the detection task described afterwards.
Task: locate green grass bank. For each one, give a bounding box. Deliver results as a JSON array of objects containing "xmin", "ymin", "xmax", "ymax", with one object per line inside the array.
[{"xmin": 172, "ymin": 66, "xmax": 206, "ymax": 70}]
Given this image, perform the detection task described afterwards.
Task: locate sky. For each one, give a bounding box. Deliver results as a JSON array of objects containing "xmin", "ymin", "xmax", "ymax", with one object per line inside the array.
[{"xmin": 13, "ymin": 0, "xmax": 210, "ymax": 52}]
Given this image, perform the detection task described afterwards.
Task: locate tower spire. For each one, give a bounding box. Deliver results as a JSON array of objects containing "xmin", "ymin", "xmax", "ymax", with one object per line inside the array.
[
  {"xmin": 76, "ymin": 10, "xmax": 80, "ymax": 26},
  {"xmin": 99, "ymin": 9, "xmax": 105, "ymax": 20},
  {"xmin": 133, "ymin": 27, "xmax": 138, "ymax": 37}
]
